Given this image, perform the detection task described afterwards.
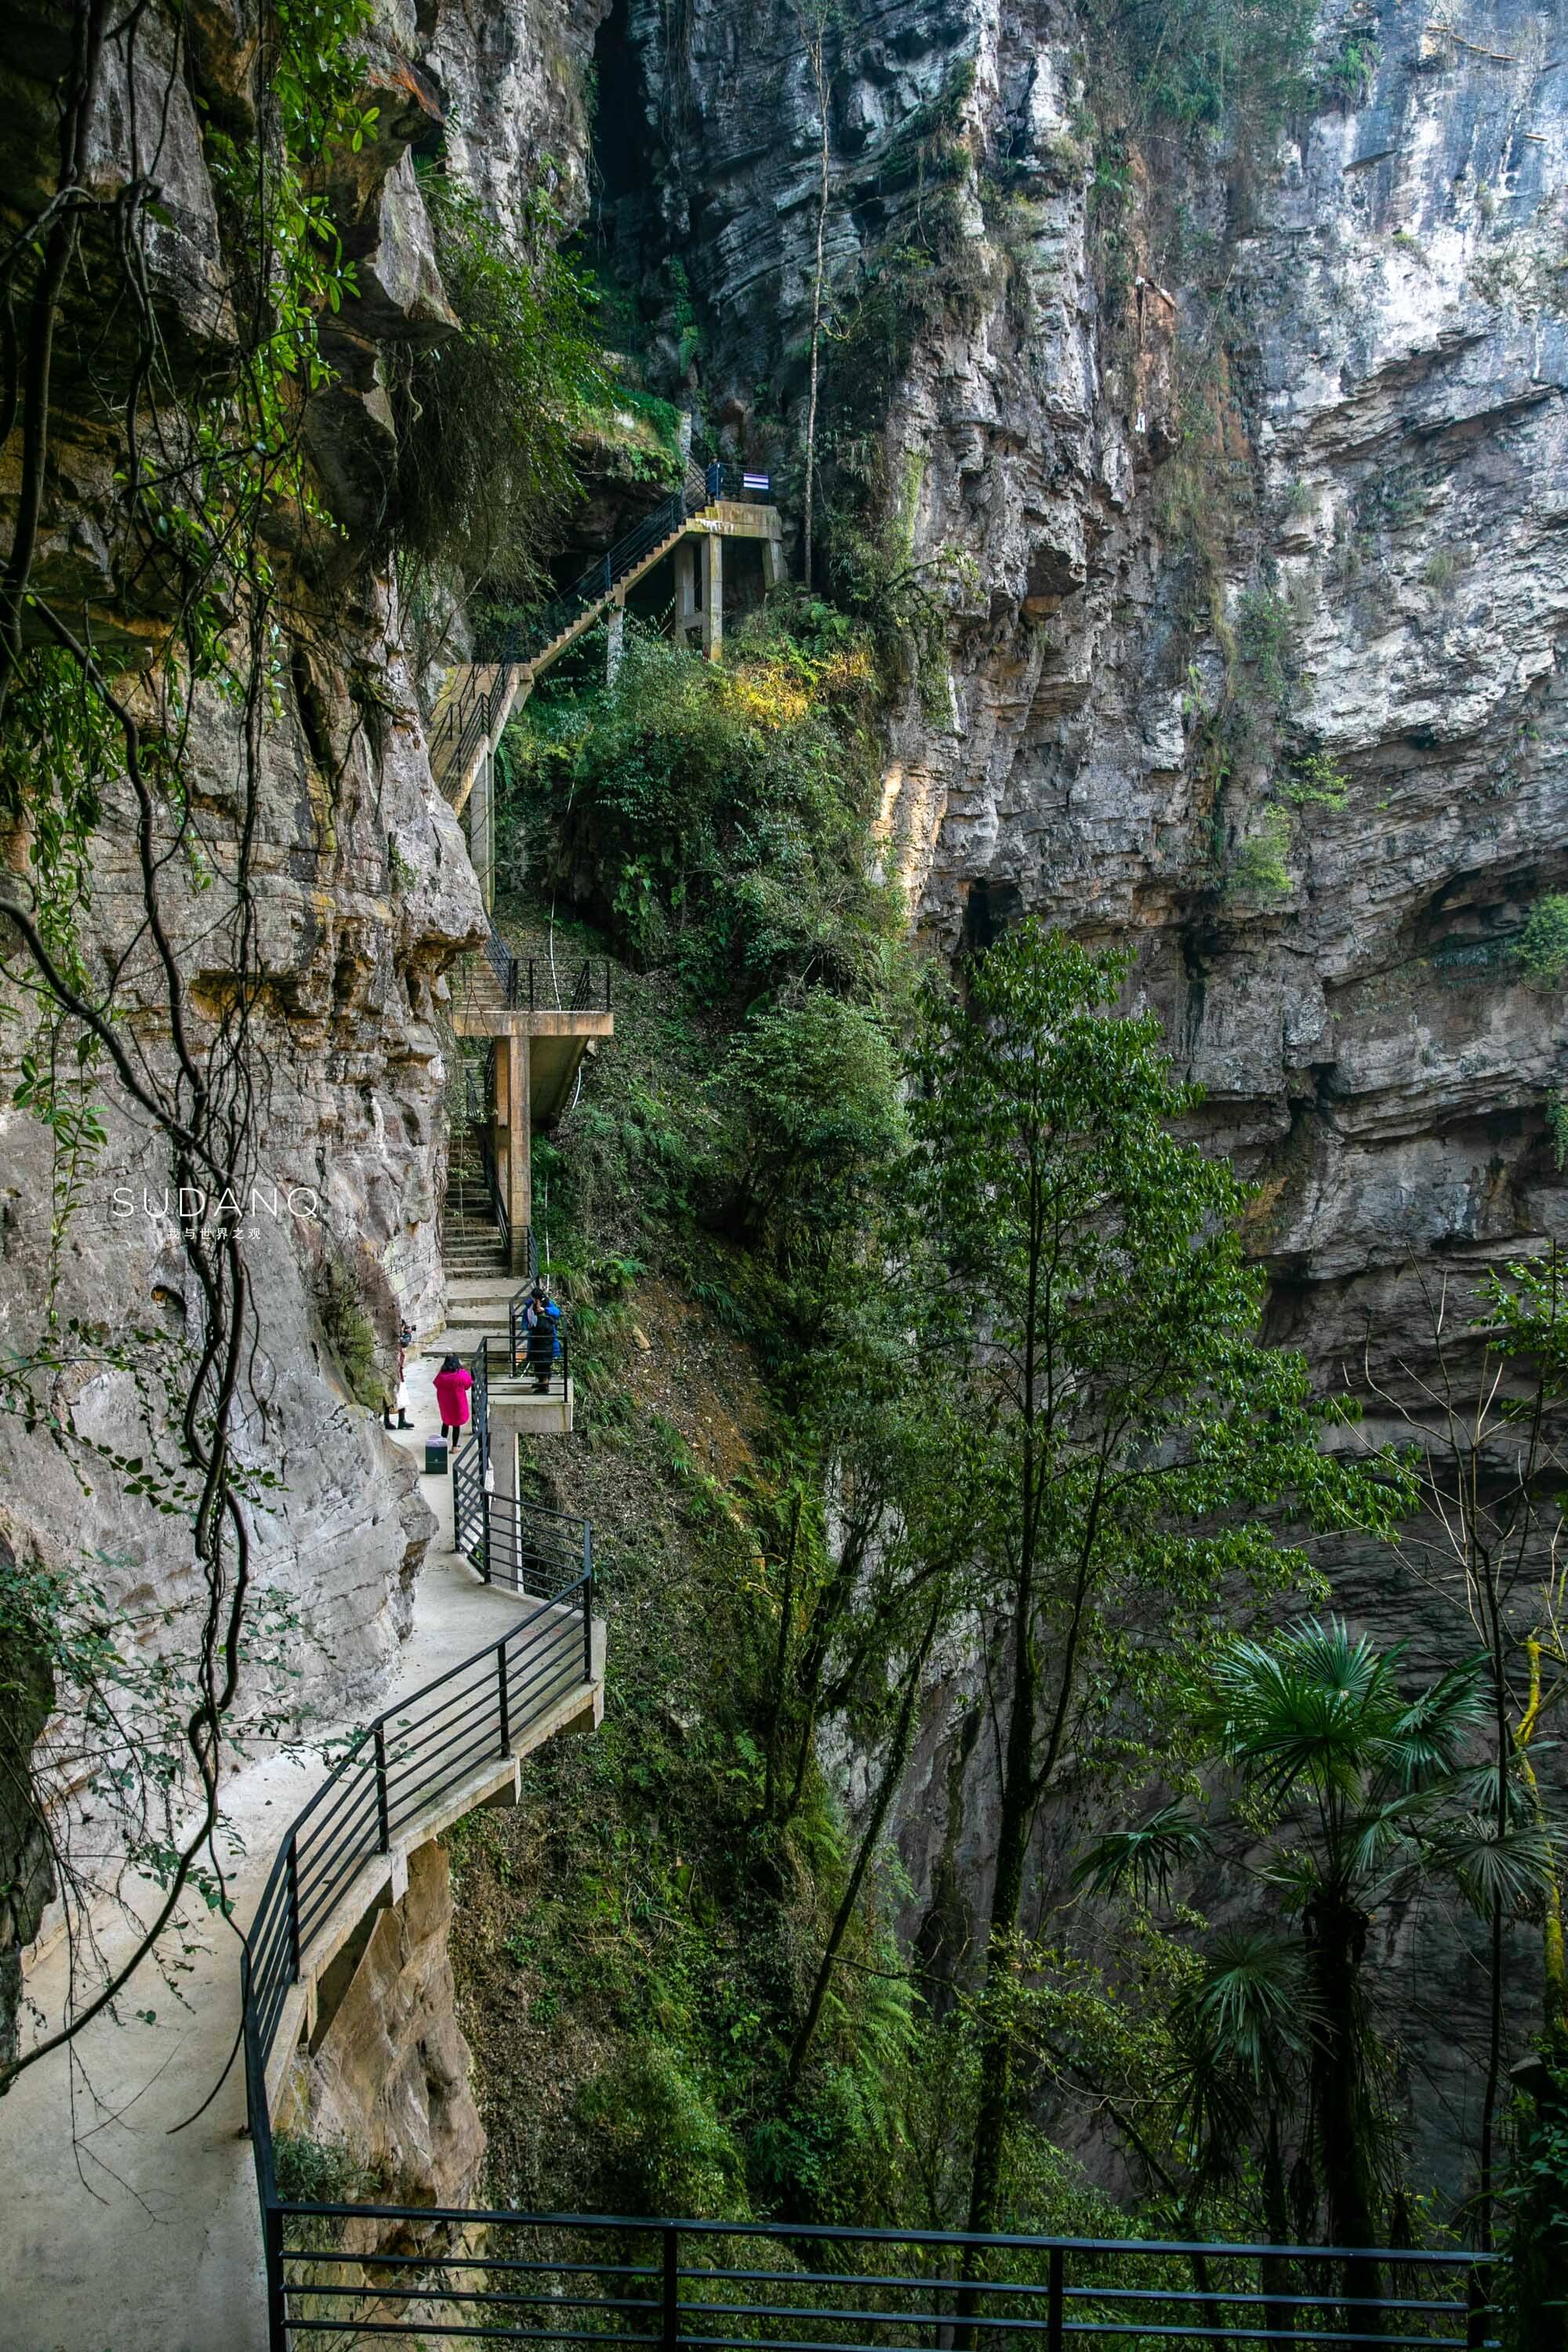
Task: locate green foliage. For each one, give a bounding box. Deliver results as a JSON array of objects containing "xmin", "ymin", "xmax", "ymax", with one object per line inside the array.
[
  {"xmin": 1319, "ymin": 31, "xmax": 1381, "ymax": 107},
  {"xmin": 1517, "ymin": 896, "xmax": 1568, "ymax": 988},
  {"xmin": 1548, "ymin": 1097, "xmax": 1568, "ymax": 1174},
  {"xmin": 1093, "ymin": 1618, "xmax": 1551, "ymax": 2246},
  {"xmin": 1110, "ymin": 0, "xmax": 1318, "ymax": 135},
  {"xmin": 822, "ymin": 450, "xmax": 972, "ymax": 710},
  {"xmin": 710, "ymin": 990, "xmax": 905, "ymax": 1269},
  {"xmin": 1236, "ymin": 587, "xmax": 1294, "ymax": 703},
  {"xmin": 392, "ymin": 168, "xmax": 601, "ymax": 593},
  {"xmin": 1280, "ymin": 751, "xmax": 1349, "ymax": 808},
  {"xmin": 503, "ymin": 622, "xmax": 898, "ymax": 1005},
  {"xmin": 575, "ymin": 2040, "xmax": 748, "ymax": 2214},
  {"xmin": 1501, "ymin": 2038, "xmax": 1568, "ymax": 2347},
  {"xmin": 272, "ymin": 2129, "xmax": 381, "ymax": 2205},
  {"xmin": 903, "ymin": 921, "xmax": 1407, "ymax": 2230},
  {"xmin": 1225, "ymin": 805, "xmax": 1292, "ymax": 902}
]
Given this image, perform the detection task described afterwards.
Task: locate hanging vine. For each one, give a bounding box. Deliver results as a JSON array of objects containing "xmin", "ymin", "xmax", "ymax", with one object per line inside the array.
[{"xmin": 0, "ymin": 0, "xmax": 379, "ymax": 2092}]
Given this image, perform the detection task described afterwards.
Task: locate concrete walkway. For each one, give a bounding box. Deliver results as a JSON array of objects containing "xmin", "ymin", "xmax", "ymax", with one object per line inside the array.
[{"xmin": 0, "ymin": 1356, "xmax": 534, "ymax": 2352}]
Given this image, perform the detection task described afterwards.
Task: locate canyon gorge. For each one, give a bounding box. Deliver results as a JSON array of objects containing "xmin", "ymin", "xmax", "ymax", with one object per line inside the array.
[{"xmin": 2, "ymin": 0, "xmax": 1566, "ymax": 2333}]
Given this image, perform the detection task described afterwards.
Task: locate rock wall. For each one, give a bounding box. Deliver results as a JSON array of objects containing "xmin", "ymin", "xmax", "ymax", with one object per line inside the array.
[
  {"xmin": 0, "ymin": 0, "xmax": 585, "ymax": 2050},
  {"xmin": 277, "ymin": 1838, "xmax": 485, "ymax": 2209}
]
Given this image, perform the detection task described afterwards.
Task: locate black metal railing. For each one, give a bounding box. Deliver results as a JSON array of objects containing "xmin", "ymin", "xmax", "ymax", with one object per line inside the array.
[
  {"xmin": 484, "ymin": 920, "xmax": 520, "ymax": 1006},
  {"xmin": 428, "ymin": 623, "xmax": 522, "ymax": 800},
  {"xmin": 472, "ymin": 1332, "xmax": 489, "ymax": 1463},
  {"xmin": 508, "ymin": 1287, "xmax": 569, "ymax": 1389},
  {"xmin": 241, "ymin": 1582, "xmax": 596, "ymax": 2292},
  {"xmin": 466, "ymin": 1490, "xmax": 593, "ymax": 1601},
  {"xmin": 477, "ymin": 927, "xmax": 612, "ymax": 1016},
  {"xmin": 452, "ymin": 1429, "xmax": 485, "ymax": 1560},
  {"xmin": 263, "ymin": 2209, "xmax": 1501, "ymax": 2349},
  {"xmin": 431, "ymin": 465, "xmax": 776, "ymax": 797},
  {"xmin": 521, "ymin": 953, "xmax": 612, "ymax": 1013}
]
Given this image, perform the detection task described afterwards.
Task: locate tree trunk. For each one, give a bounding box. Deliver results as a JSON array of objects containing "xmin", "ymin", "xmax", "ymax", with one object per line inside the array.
[
  {"xmin": 1307, "ymin": 1891, "xmax": 1383, "ymax": 2332},
  {"xmin": 783, "ymin": 1601, "xmax": 941, "ymax": 2090},
  {"xmin": 964, "ymin": 1601, "xmax": 1039, "ymax": 2241}
]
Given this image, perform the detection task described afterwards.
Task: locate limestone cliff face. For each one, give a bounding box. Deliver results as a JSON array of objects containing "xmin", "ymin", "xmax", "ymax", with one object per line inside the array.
[
  {"xmin": 597, "ymin": 0, "xmax": 1568, "ymax": 2190},
  {"xmin": 0, "ymin": 0, "xmax": 579, "ymax": 2048}
]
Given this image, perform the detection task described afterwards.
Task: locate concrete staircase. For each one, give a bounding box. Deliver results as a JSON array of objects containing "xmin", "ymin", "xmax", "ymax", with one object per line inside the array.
[{"xmin": 444, "ymin": 1121, "xmax": 506, "ymax": 1277}]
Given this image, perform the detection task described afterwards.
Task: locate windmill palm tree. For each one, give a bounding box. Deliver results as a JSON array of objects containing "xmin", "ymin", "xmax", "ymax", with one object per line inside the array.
[{"xmin": 1086, "ymin": 1620, "xmax": 1555, "ymax": 2297}]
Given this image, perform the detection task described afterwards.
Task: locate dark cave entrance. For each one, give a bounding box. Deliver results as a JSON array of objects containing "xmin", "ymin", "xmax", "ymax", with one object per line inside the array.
[{"xmin": 589, "ymin": 0, "xmax": 660, "ymax": 292}]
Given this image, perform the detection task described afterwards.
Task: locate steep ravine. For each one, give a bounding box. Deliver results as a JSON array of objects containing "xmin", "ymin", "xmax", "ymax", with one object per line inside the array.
[
  {"xmin": 5, "ymin": 0, "xmax": 1566, "ymax": 2235},
  {"xmin": 586, "ymin": 0, "xmax": 1568, "ymax": 2194}
]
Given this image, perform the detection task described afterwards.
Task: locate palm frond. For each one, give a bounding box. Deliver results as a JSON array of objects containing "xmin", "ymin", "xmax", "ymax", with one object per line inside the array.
[
  {"xmin": 1074, "ymin": 1801, "xmax": 1211, "ymax": 1902},
  {"xmin": 1425, "ymin": 1816, "xmax": 1567, "ymax": 1917}
]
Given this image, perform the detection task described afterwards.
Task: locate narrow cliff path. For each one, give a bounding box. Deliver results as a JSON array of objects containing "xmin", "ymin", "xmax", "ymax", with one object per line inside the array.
[{"xmin": 2, "ymin": 1360, "xmax": 521, "ymax": 2352}]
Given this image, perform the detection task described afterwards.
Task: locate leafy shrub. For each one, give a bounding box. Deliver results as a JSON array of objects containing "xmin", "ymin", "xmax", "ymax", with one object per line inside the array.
[
  {"xmin": 1112, "ymin": 0, "xmax": 1318, "ymax": 134},
  {"xmin": 1518, "ymin": 897, "xmax": 1568, "ymax": 987},
  {"xmin": 1281, "ymin": 750, "xmax": 1349, "ymax": 807},
  {"xmin": 1225, "ymin": 806, "xmax": 1292, "ymax": 902},
  {"xmin": 575, "ymin": 2040, "xmax": 747, "ymax": 2216},
  {"xmin": 273, "ymin": 2129, "xmax": 381, "ymax": 2205},
  {"xmin": 710, "ymin": 990, "xmax": 906, "ymax": 1265},
  {"xmin": 504, "ymin": 623, "xmax": 898, "ymax": 1006},
  {"xmin": 1236, "ymin": 587, "xmax": 1294, "ymax": 703},
  {"xmin": 390, "ymin": 169, "xmax": 599, "ymax": 596}
]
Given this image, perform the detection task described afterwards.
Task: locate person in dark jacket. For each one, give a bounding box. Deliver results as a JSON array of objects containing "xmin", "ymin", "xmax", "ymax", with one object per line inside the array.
[
  {"xmin": 521, "ymin": 1283, "xmax": 561, "ymax": 1394},
  {"xmin": 383, "ymin": 1320, "xmax": 415, "ymax": 1431}
]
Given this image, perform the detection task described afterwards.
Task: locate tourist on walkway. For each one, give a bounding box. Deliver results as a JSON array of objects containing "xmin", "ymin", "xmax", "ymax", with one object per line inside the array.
[
  {"xmin": 383, "ymin": 1319, "xmax": 414, "ymax": 1431},
  {"xmin": 434, "ymin": 1353, "xmax": 473, "ymax": 1443},
  {"xmin": 522, "ymin": 1283, "xmax": 561, "ymax": 1393}
]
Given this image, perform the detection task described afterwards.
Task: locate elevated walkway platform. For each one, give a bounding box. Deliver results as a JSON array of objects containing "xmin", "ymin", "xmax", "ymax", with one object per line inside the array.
[{"xmin": 427, "ymin": 469, "xmax": 783, "ymax": 901}]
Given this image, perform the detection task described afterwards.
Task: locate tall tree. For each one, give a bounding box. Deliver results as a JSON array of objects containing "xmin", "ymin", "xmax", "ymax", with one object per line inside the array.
[
  {"xmin": 1360, "ymin": 1250, "xmax": 1568, "ymax": 2245},
  {"xmin": 902, "ymin": 921, "xmax": 1410, "ymax": 2243}
]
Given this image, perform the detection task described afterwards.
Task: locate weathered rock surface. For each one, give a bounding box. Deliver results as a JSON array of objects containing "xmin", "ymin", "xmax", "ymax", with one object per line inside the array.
[
  {"xmin": 0, "ymin": 0, "xmax": 510, "ymax": 2054},
  {"xmin": 278, "ymin": 1838, "xmax": 485, "ymax": 2209}
]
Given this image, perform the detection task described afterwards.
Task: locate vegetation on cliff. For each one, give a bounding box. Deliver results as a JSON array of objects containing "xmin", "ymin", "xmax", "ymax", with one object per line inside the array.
[{"xmin": 445, "ymin": 615, "xmax": 1561, "ymax": 2272}]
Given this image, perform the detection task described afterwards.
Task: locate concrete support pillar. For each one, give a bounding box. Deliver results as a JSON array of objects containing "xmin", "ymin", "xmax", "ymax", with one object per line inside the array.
[
  {"xmin": 491, "ymin": 1411, "xmax": 521, "ymax": 1503},
  {"xmin": 488, "ymin": 1406, "xmax": 521, "ymax": 1580},
  {"xmin": 761, "ymin": 535, "xmax": 785, "ymax": 590},
  {"xmin": 606, "ymin": 597, "xmax": 626, "ymax": 683},
  {"xmin": 673, "ymin": 539, "xmax": 697, "ymax": 644},
  {"xmin": 701, "ymin": 531, "xmax": 723, "ymax": 661},
  {"xmin": 502, "ymin": 1031, "xmax": 530, "ymax": 1275},
  {"xmin": 468, "ymin": 746, "xmax": 495, "ymax": 911}
]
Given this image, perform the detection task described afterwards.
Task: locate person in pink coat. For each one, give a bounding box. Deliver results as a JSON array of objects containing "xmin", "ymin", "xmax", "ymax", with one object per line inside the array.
[{"xmin": 434, "ymin": 1354, "xmax": 474, "ymax": 1444}]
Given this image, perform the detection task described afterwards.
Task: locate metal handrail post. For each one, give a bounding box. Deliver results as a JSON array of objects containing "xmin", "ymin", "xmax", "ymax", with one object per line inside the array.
[
  {"xmin": 284, "ymin": 1840, "xmax": 301, "ymax": 1982},
  {"xmin": 1047, "ymin": 2244, "xmax": 1064, "ymax": 2352},
  {"xmin": 583, "ymin": 1524, "xmax": 594, "ymax": 1680},
  {"xmin": 373, "ymin": 1724, "xmax": 390, "ymax": 1853},
  {"xmin": 662, "ymin": 2223, "xmax": 680, "ymax": 2352},
  {"xmin": 497, "ymin": 1637, "xmax": 510, "ymax": 1755},
  {"xmin": 263, "ymin": 2199, "xmax": 288, "ymax": 2352}
]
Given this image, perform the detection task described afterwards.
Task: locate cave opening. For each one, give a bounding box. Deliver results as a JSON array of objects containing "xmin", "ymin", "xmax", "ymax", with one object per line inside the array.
[{"xmin": 588, "ymin": 0, "xmax": 662, "ymax": 307}]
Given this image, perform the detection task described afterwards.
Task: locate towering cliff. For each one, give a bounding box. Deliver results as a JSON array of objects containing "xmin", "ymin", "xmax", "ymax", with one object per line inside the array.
[
  {"xmin": 580, "ymin": 0, "xmax": 1568, "ymax": 2185},
  {"xmin": 6, "ymin": 0, "xmax": 1566, "ymax": 2214},
  {"xmin": 0, "ymin": 0, "xmax": 586, "ymax": 2040}
]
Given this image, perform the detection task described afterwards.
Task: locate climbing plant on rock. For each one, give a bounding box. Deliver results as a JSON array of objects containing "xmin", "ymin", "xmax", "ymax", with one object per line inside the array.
[{"xmin": 0, "ymin": 0, "xmax": 383, "ymax": 2090}]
